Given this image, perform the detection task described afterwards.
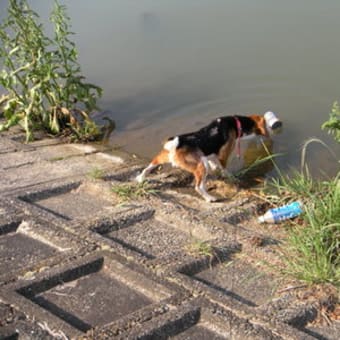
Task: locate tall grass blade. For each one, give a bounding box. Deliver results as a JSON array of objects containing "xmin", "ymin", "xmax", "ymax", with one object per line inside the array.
[{"xmin": 300, "ymin": 137, "xmax": 338, "ymax": 172}]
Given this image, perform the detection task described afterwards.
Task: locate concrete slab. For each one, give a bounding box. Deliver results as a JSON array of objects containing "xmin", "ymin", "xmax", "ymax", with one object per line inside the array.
[
  {"xmin": 0, "ymin": 199, "xmax": 24, "ymax": 226},
  {"xmin": 1, "ymin": 252, "xmax": 179, "ymax": 338},
  {"xmin": 0, "ymin": 133, "xmax": 337, "ymax": 340},
  {"xmin": 0, "ymin": 227, "xmax": 56, "ymax": 276},
  {"xmin": 0, "ymin": 295, "xmax": 58, "ymax": 339},
  {"xmin": 192, "ymin": 259, "xmax": 277, "ymax": 307},
  {"xmin": 0, "ymin": 144, "xmax": 88, "ymax": 171},
  {"xmin": 31, "ymin": 271, "xmax": 152, "ymax": 332},
  {"xmin": 0, "ymin": 135, "xmax": 27, "ymax": 154},
  {"xmin": 0, "ymin": 221, "xmax": 57, "ymax": 282},
  {"xmin": 23, "ymin": 181, "xmax": 117, "ymax": 221},
  {"xmin": 109, "ymin": 298, "xmax": 311, "ymax": 340},
  {"xmin": 0, "ymin": 200, "xmax": 94, "ymax": 286},
  {"xmin": 104, "ymin": 217, "xmax": 192, "ymax": 260},
  {"xmin": 306, "ymin": 324, "xmax": 340, "ymax": 340},
  {"xmin": 0, "ymin": 148, "xmax": 125, "ymax": 195},
  {"xmin": 0, "ymin": 321, "xmax": 57, "ymax": 340}
]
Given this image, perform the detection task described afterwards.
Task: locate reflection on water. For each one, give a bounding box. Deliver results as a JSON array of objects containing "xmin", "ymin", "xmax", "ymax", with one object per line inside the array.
[{"xmin": 3, "ymin": 0, "xmax": 340, "ymax": 176}]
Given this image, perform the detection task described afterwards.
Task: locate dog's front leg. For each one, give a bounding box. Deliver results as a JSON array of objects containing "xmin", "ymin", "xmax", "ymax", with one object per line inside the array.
[
  {"xmin": 136, "ymin": 163, "xmax": 158, "ymax": 183},
  {"xmin": 218, "ymin": 139, "xmax": 237, "ymax": 179},
  {"xmin": 205, "ymin": 154, "xmax": 232, "ymax": 178},
  {"xmin": 205, "ymin": 154, "xmax": 223, "ymax": 173}
]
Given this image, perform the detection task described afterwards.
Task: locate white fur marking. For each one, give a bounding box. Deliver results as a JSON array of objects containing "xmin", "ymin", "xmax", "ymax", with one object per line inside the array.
[
  {"xmin": 169, "ymin": 150, "xmax": 177, "ymax": 167},
  {"xmin": 206, "ymin": 154, "xmax": 222, "ymax": 172},
  {"xmin": 208, "ymin": 159, "xmax": 219, "ymax": 171},
  {"xmin": 201, "ymin": 156, "xmax": 210, "ymax": 171},
  {"xmin": 195, "ymin": 182, "xmax": 217, "ymax": 202},
  {"xmin": 164, "ymin": 136, "xmax": 179, "ymax": 151},
  {"xmin": 136, "ymin": 163, "xmax": 157, "ymax": 183},
  {"xmin": 164, "ymin": 137, "xmax": 179, "ymax": 167}
]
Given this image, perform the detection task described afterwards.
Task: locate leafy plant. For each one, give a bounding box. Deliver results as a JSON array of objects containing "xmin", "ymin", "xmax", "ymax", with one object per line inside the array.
[
  {"xmin": 322, "ymin": 101, "xmax": 340, "ymax": 143},
  {"xmin": 0, "ymin": 0, "xmax": 104, "ymax": 141}
]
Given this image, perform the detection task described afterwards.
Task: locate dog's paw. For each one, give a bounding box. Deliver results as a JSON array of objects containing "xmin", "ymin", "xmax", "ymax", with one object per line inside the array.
[
  {"xmin": 135, "ymin": 173, "xmax": 145, "ymax": 183},
  {"xmin": 204, "ymin": 194, "xmax": 218, "ymax": 203}
]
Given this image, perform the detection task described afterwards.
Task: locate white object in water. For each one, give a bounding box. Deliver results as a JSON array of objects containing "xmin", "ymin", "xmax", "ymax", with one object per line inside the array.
[{"xmin": 264, "ymin": 111, "xmax": 282, "ymax": 134}]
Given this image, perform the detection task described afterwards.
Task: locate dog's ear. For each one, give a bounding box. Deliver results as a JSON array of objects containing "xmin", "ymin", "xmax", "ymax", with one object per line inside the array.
[{"xmin": 249, "ymin": 114, "xmax": 268, "ymax": 136}]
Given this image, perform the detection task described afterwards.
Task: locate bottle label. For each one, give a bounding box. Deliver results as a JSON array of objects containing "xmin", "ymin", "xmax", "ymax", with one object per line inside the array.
[{"xmin": 271, "ymin": 202, "xmax": 302, "ymax": 222}]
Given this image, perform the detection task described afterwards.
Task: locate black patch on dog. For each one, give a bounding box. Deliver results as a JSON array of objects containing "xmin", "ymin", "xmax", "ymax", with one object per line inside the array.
[{"xmin": 169, "ymin": 116, "xmax": 256, "ymax": 156}]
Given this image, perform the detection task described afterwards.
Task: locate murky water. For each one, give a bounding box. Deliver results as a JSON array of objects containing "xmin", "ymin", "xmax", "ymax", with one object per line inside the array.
[{"xmin": 3, "ymin": 0, "xmax": 340, "ymax": 176}]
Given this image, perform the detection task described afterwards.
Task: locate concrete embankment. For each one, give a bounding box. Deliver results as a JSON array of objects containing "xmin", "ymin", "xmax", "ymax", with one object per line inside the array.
[{"xmin": 0, "ymin": 128, "xmax": 337, "ymax": 339}]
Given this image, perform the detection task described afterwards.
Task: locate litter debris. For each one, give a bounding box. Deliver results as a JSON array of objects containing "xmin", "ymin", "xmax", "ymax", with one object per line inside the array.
[
  {"xmin": 264, "ymin": 111, "xmax": 282, "ymax": 134},
  {"xmin": 258, "ymin": 201, "xmax": 303, "ymax": 223}
]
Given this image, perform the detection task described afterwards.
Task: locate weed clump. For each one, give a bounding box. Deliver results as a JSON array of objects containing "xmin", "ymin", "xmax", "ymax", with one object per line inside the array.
[
  {"xmin": 265, "ymin": 166, "xmax": 339, "ymax": 286},
  {"xmin": 0, "ymin": 0, "xmax": 107, "ymax": 142},
  {"xmin": 186, "ymin": 239, "xmax": 215, "ymax": 258},
  {"xmin": 111, "ymin": 182, "xmax": 159, "ymax": 202},
  {"xmin": 322, "ymin": 102, "xmax": 340, "ymax": 143},
  {"xmin": 87, "ymin": 167, "xmax": 105, "ymax": 180}
]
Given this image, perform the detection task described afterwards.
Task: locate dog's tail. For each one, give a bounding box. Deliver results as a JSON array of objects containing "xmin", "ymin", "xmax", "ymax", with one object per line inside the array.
[{"xmin": 163, "ymin": 136, "xmax": 179, "ymax": 151}]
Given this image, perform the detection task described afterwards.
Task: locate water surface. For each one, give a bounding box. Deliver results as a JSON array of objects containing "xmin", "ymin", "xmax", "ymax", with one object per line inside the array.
[{"xmin": 3, "ymin": 0, "xmax": 340, "ymax": 176}]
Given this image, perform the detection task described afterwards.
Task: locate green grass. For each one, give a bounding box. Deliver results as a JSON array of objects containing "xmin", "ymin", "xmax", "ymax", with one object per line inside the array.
[
  {"xmin": 111, "ymin": 181, "xmax": 159, "ymax": 202},
  {"xmin": 267, "ymin": 168, "xmax": 320, "ymax": 205},
  {"xmin": 48, "ymin": 156, "xmax": 65, "ymax": 162},
  {"xmin": 267, "ymin": 171, "xmax": 339, "ymax": 285},
  {"xmin": 233, "ymin": 152, "xmax": 282, "ymax": 180},
  {"xmin": 87, "ymin": 167, "xmax": 105, "ymax": 180},
  {"xmin": 186, "ymin": 239, "xmax": 215, "ymax": 258},
  {"xmin": 262, "ymin": 133, "xmax": 339, "ymax": 286}
]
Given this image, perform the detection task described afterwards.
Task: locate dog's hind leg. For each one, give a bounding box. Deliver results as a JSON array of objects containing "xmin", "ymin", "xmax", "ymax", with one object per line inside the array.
[
  {"xmin": 136, "ymin": 149, "xmax": 169, "ymax": 183},
  {"xmin": 194, "ymin": 159, "xmax": 218, "ymax": 202},
  {"xmin": 173, "ymin": 149, "xmax": 217, "ymax": 202}
]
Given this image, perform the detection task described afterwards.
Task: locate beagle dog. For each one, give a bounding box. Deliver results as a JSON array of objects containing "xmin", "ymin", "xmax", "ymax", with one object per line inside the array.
[{"xmin": 136, "ymin": 115, "xmax": 269, "ymax": 202}]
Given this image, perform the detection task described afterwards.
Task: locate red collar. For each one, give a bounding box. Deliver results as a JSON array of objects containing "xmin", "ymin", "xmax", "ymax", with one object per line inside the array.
[{"xmin": 233, "ymin": 116, "xmax": 242, "ymax": 158}]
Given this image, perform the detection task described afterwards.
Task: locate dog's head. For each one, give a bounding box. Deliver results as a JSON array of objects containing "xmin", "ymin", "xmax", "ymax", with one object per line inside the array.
[{"xmin": 249, "ymin": 114, "xmax": 269, "ymax": 137}]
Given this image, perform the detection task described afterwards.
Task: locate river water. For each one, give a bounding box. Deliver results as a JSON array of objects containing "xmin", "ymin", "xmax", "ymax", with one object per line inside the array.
[{"xmin": 2, "ymin": 0, "xmax": 340, "ymax": 176}]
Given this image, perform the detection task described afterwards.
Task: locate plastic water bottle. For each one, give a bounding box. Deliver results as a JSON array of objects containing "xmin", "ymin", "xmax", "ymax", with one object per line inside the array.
[{"xmin": 258, "ymin": 201, "xmax": 303, "ymax": 223}]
